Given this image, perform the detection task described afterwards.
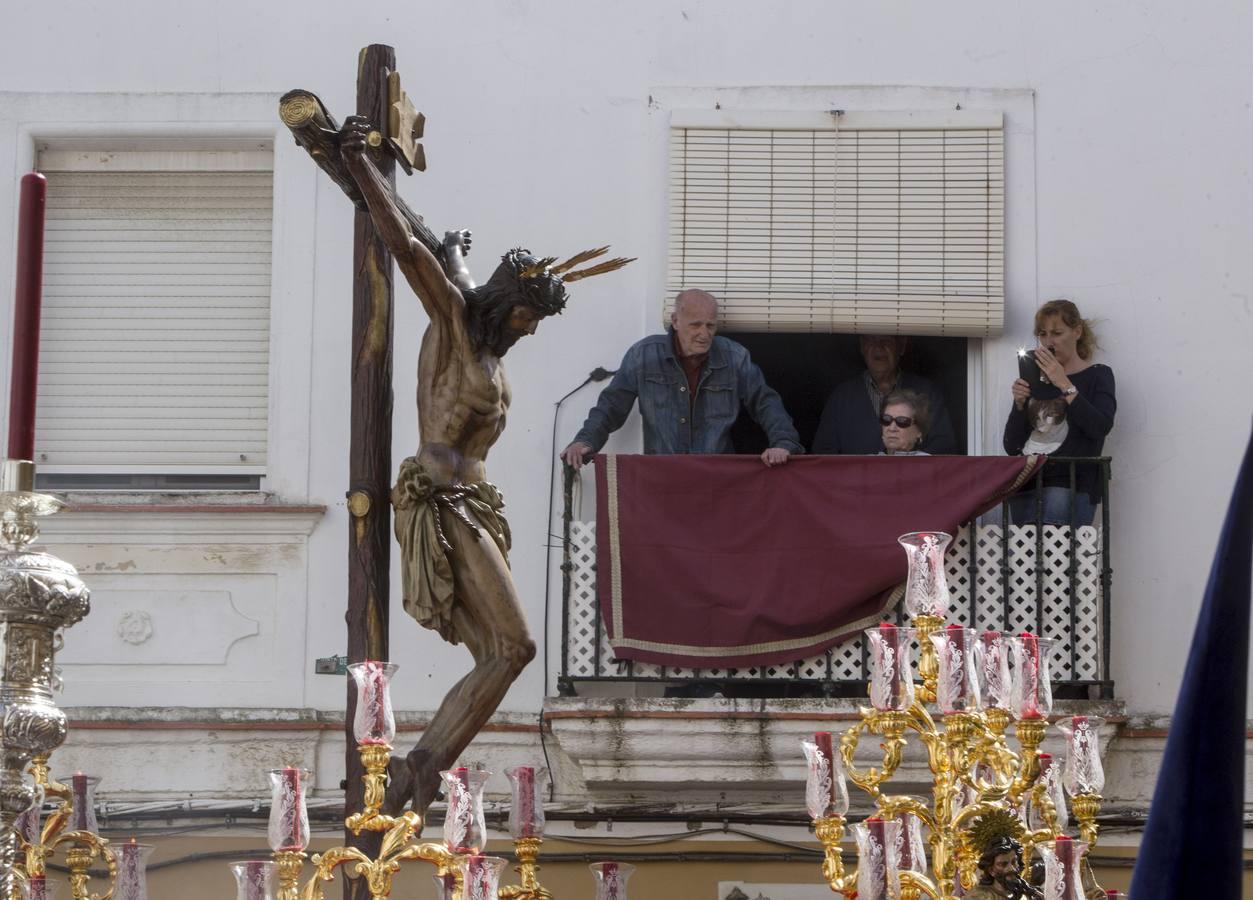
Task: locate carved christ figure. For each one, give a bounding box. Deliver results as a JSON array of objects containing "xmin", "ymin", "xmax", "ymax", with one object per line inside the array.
[{"xmin": 340, "ymin": 116, "xmax": 631, "ymax": 813}]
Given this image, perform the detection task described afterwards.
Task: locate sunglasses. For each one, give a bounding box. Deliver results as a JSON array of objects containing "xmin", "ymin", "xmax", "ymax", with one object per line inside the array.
[{"xmin": 879, "ymin": 414, "xmax": 916, "ymax": 428}]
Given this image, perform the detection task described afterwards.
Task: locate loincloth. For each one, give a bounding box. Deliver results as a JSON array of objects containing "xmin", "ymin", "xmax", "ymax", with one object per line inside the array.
[{"xmin": 391, "ymin": 456, "xmax": 512, "ymax": 646}]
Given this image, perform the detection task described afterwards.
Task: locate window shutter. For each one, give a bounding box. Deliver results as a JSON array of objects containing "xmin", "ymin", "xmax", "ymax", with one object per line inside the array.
[
  {"xmin": 35, "ymin": 150, "xmax": 272, "ymax": 473},
  {"xmin": 666, "ymin": 112, "xmax": 1004, "ymax": 335}
]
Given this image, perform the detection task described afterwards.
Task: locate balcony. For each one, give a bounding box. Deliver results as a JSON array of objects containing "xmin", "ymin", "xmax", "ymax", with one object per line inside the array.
[{"xmin": 557, "ymin": 456, "xmax": 1113, "ymax": 701}]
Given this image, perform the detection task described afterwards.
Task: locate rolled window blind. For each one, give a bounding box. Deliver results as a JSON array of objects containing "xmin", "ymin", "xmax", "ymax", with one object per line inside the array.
[
  {"xmin": 35, "ymin": 149, "xmax": 273, "ymax": 472},
  {"xmin": 666, "ymin": 112, "xmax": 1003, "ymax": 335}
]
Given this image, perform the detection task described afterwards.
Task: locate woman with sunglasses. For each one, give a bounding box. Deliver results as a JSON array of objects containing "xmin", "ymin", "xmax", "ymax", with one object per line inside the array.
[
  {"xmin": 879, "ymin": 390, "xmax": 931, "ymax": 456},
  {"xmin": 1002, "ymin": 299, "xmax": 1116, "ymax": 526}
]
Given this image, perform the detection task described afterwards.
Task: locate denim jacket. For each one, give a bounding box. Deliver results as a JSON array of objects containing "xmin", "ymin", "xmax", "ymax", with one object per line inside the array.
[{"xmin": 572, "ymin": 334, "xmax": 803, "ymax": 455}]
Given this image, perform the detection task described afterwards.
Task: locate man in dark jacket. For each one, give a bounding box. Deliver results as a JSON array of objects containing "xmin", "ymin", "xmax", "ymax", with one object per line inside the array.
[{"xmin": 812, "ymin": 334, "xmax": 957, "ymax": 455}]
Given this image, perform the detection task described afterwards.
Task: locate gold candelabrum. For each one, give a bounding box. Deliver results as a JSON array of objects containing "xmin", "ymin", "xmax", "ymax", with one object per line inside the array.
[
  {"xmin": 805, "ymin": 531, "xmax": 1109, "ymax": 900},
  {"xmin": 11, "ymin": 760, "xmax": 119, "ymax": 900},
  {"xmin": 259, "ymin": 661, "xmax": 554, "ymax": 900}
]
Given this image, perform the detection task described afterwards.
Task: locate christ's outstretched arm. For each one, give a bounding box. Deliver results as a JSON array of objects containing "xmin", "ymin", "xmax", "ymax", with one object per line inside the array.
[{"xmin": 340, "ymin": 116, "xmax": 463, "ymax": 322}]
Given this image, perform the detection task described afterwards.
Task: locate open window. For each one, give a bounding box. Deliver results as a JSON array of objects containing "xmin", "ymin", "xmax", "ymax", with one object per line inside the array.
[{"xmin": 666, "ymin": 109, "xmax": 1003, "ymax": 453}]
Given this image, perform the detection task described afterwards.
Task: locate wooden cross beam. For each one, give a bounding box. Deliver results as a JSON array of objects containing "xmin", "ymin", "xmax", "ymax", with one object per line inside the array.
[{"xmin": 279, "ymin": 43, "xmax": 420, "ymax": 900}]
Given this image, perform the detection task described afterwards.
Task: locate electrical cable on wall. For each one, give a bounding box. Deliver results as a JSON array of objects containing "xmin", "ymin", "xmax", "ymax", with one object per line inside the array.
[{"xmin": 538, "ymin": 366, "xmax": 615, "ymax": 799}]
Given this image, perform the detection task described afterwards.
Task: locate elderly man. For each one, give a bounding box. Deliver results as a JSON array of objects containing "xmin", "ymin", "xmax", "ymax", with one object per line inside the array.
[
  {"xmin": 812, "ymin": 334, "xmax": 957, "ymax": 455},
  {"xmin": 561, "ymin": 289, "xmax": 802, "ymax": 467}
]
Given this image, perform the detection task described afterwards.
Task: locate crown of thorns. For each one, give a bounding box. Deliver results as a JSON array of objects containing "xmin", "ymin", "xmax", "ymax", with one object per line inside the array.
[{"xmin": 500, "ymin": 246, "xmax": 635, "ymax": 316}]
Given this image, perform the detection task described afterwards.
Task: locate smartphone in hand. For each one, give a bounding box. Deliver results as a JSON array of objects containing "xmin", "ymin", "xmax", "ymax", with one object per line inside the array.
[{"xmin": 1017, "ymin": 350, "xmax": 1042, "ymax": 384}]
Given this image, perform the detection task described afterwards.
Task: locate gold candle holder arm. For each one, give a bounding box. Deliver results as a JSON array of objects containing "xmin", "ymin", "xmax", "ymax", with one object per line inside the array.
[
  {"xmin": 1007, "ymin": 717, "xmax": 1048, "ymax": 804},
  {"xmin": 840, "ymin": 710, "xmax": 909, "ymax": 798},
  {"xmin": 344, "ymin": 743, "xmax": 411, "ymax": 835},
  {"xmin": 57, "ymin": 833, "xmax": 115, "ymax": 900},
  {"xmin": 297, "ymin": 848, "xmax": 364, "ymax": 900},
  {"xmin": 498, "ymin": 836, "xmax": 552, "ymax": 900},
  {"xmin": 911, "ymin": 614, "xmax": 944, "ymax": 704},
  {"xmin": 876, "ymin": 796, "xmax": 938, "ymax": 834},
  {"xmin": 812, "ymin": 815, "xmax": 856, "ymax": 895},
  {"xmin": 898, "ymin": 869, "xmax": 940, "ymax": 900},
  {"xmin": 1070, "ymin": 792, "xmax": 1103, "ymax": 847}
]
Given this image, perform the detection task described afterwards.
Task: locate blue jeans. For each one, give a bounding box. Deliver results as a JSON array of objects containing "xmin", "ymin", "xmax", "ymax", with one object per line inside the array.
[{"xmin": 1008, "ymin": 487, "xmax": 1096, "ymax": 527}]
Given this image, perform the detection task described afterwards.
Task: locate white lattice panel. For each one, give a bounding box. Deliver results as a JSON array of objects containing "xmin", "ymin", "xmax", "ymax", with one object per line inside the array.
[{"xmin": 562, "ymin": 523, "xmax": 1105, "ymax": 684}]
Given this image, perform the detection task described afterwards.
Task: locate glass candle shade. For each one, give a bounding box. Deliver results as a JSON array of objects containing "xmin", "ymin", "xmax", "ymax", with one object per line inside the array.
[
  {"xmin": 230, "ymin": 860, "xmax": 276, "ymax": 900},
  {"xmin": 113, "ymin": 841, "xmax": 154, "ymax": 900},
  {"xmin": 895, "ymin": 810, "xmax": 927, "ymax": 875},
  {"xmin": 461, "ymin": 855, "xmax": 507, "ymax": 900},
  {"xmin": 898, "ymin": 531, "xmax": 952, "ymax": 619},
  {"xmin": 1039, "ymin": 837, "xmax": 1088, "ymax": 900},
  {"xmin": 347, "ymin": 661, "xmax": 398, "ymax": 746},
  {"xmin": 866, "ymin": 624, "xmax": 917, "ymax": 712},
  {"xmin": 66, "ymin": 773, "xmax": 100, "ymax": 833},
  {"xmin": 802, "ymin": 732, "xmax": 849, "ymax": 819},
  {"xmin": 266, "ymin": 767, "xmax": 311, "ymax": 852},
  {"xmin": 853, "ymin": 817, "xmax": 902, "ymax": 900},
  {"xmin": 442, "ymin": 767, "xmax": 490, "ymax": 854},
  {"xmin": 931, "ymin": 625, "xmax": 981, "ymax": 713},
  {"xmin": 976, "ymin": 631, "xmax": 1014, "ymax": 711},
  {"xmin": 25, "ymin": 875, "xmax": 54, "ymax": 900},
  {"xmin": 1027, "ymin": 752, "xmax": 1068, "ymax": 832},
  {"xmin": 1056, "ymin": 716, "xmax": 1107, "ymax": 797},
  {"xmin": 505, "ymin": 765, "xmax": 549, "ymax": 839},
  {"xmin": 432, "ymin": 873, "xmax": 457, "ymax": 900},
  {"xmin": 590, "ymin": 861, "xmax": 636, "ymax": 900},
  {"xmin": 1009, "ymin": 633, "xmax": 1055, "ymax": 719}
]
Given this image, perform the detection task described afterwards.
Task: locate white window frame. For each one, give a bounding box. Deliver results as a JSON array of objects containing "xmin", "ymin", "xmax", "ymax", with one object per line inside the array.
[
  {"xmin": 647, "ymin": 86, "xmax": 1038, "ymax": 455},
  {"xmin": 0, "ymin": 93, "xmax": 317, "ymax": 498}
]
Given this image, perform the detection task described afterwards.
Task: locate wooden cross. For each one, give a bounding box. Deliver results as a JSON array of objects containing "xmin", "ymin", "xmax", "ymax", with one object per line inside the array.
[{"xmin": 279, "ymin": 44, "xmax": 425, "ymax": 900}]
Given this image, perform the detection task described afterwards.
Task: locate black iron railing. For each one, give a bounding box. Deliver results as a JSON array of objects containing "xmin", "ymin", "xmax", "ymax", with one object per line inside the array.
[{"xmin": 557, "ymin": 457, "xmax": 1113, "ymax": 700}]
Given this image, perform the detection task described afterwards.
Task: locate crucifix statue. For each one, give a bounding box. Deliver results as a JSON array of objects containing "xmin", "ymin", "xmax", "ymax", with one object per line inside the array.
[{"xmin": 281, "ymin": 45, "xmax": 632, "ymax": 829}]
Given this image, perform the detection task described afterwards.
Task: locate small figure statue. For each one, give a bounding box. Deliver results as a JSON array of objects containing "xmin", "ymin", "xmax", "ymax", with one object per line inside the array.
[
  {"xmin": 340, "ymin": 115, "xmax": 632, "ymax": 814},
  {"xmin": 965, "ymin": 835, "xmax": 1043, "ymax": 900}
]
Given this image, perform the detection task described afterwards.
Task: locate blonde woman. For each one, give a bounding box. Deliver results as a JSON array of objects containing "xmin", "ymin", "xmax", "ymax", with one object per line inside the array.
[{"xmin": 1003, "ymin": 299, "xmax": 1116, "ymax": 525}]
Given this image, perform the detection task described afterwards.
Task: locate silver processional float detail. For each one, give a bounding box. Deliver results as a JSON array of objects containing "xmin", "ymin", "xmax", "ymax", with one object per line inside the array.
[{"xmin": 0, "ymin": 459, "xmax": 90, "ymax": 896}]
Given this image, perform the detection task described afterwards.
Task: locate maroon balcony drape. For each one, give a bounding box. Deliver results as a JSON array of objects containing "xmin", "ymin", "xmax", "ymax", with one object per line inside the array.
[{"xmin": 594, "ymin": 454, "xmax": 1040, "ymax": 668}]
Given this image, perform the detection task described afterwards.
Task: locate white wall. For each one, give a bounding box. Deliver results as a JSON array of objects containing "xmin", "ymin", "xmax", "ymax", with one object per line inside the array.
[{"xmin": 1, "ymin": 0, "xmax": 1251, "ymax": 728}]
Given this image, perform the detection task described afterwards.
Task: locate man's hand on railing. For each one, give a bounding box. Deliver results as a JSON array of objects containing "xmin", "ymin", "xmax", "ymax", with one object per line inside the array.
[
  {"xmin": 560, "ymin": 441, "xmax": 594, "ymax": 470},
  {"xmin": 761, "ymin": 447, "xmax": 791, "ymax": 467}
]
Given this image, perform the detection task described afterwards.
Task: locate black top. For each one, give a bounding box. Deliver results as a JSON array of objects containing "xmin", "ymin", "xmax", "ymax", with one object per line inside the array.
[
  {"xmin": 1002, "ymin": 364, "xmax": 1117, "ymax": 501},
  {"xmin": 812, "ymin": 371, "xmax": 958, "ymax": 455}
]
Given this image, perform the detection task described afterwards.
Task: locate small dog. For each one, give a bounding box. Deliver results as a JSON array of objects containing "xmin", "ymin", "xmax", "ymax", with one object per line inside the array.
[{"xmin": 1022, "ymin": 397, "xmax": 1069, "ymax": 455}]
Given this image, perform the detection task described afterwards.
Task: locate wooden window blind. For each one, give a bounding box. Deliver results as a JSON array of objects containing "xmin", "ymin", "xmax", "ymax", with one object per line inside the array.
[
  {"xmin": 35, "ymin": 148, "xmax": 273, "ymax": 473},
  {"xmin": 666, "ymin": 111, "xmax": 1004, "ymax": 335}
]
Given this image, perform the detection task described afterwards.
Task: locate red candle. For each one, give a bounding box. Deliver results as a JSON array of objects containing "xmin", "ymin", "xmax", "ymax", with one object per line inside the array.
[
  {"xmin": 361, "ymin": 660, "xmax": 389, "ymax": 743},
  {"xmin": 515, "ymin": 766, "xmax": 536, "ymax": 836},
  {"xmin": 865, "ymin": 817, "xmax": 890, "ymax": 888},
  {"xmin": 282, "ymin": 766, "xmax": 302, "ymax": 850},
  {"xmin": 1053, "ymin": 835, "xmax": 1079, "ymax": 895},
  {"xmin": 9, "ymin": 172, "xmax": 47, "ymax": 461},
  {"xmin": 246, "ymin": 860, "xmax": 268, "ymax": 900},
  {"xmin": 814, "ymin": 731, "xmax": 838, "ymax": 802},
  {"xmin": 1019, "ymin": 632, "xmax": 1044, "ymax": 718}
]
